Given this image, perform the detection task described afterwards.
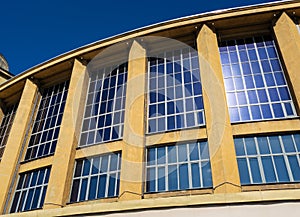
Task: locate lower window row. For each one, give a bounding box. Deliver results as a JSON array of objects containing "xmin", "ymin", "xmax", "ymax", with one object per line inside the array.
[{"xmin": 9, "ymin": 133, "xmax": 300, "ymax": 213}]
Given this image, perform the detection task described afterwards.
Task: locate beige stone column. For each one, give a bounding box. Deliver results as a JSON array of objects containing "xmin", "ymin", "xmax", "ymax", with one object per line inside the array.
[
  {"xmin": 44, "ymin": 59, "xmax": 88, "ymax": 209},
  {"xmin": 273, "ymin": 12, "xmax": 300, "ymax": 113},
  {"xmin": 197, "ymin": 24, "xmax": 241, "ymax": 193},
  {"xmin": 0, "ymin": 79, "xmax": 38, "ymax": 213},
  {"xmin": 119, "ymin": 41, "xmax": 146, "ymax": 201}
]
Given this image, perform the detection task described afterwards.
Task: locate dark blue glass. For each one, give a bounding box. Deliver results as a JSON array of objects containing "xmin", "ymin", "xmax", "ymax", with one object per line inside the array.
[
  {"xmin": 248, "ymin": 49, "xmax": 258, "ymax": 61},
  {"xmin": 239, "ymin": 50, "xmax": 248, "ymax": 62},
  {"xmin": 258, "ymin": 48, "xmax": 267, "ymax": 59},
  {"xmin": 242, "ymin": 63, "xmax": 251, "ymax": 75},
  {"xmin": 189, "ymin": 143, "xmax": 199, "ymax": 161},
  {"xmin": 272, "ymin": 103, "xmax": 284, "ymax": 118},
  {"xmin": 30, "ymin": 171, "xmax": 38, "ymax": 187},
  {"xmin": 191, "ymin": 163, "xmax": 201, "ymax": 188},
  {"xmin": 245, "ymin": 137, "xmax": 257, "ymax": 155},
  {"xmin": 269, "ymin": 88, "xmax": 280, "ymax": 101},
  {"xmin": 185, "ymin": 98, "xmax": 194, "ymax": 111},
  {"xmin": 267, "ymin": 46, "xmax": 277, "ymax": 58},
  {"xmin": 282, "ymin": 135, "xmax": 296, "ymax": 152},
  {"xmin": 240, "ymin": 107, "xmax": 250, "ymax": 121},
  {"xmin": 110, "ymin": 154, "xmax": 119, "ymax": 171},
  {"xmin": 261, "ymin": 104, "xmax": 272, "ymax": 119},
  {"xmin": 269, "ymin": 136, "xmax": 282, "ymax": 153},
  {"xmin": 230, "ymin": 52, "xmax": 238, "ymax": 63},
  {"xmin": 288, "ymin": 156, "xmax": 300, "ymax": 181},
  {"xmin": 157, "ymin": 117, "xmax": 165, "ymax": 132},
  {"xmin": 31, "ymin": 187, "xmax": 41, "ymax": 209},
  {"xmin": 279, "ymin": 87, "xmax": 290, "ymax": 100},
  {"xmin": 262, "ymin": 157, "xmax": 276, "ymax": 183},
  {"xmin": 274, "ymin": 72, "xmax": 285, "ymax": 85},
  {"xmin": 147, "ymin": 148, "xmax": 156, "ymax": 166},
  {"xmin": 97, "ymin": 175, "xmax": 107, "ymax": 198},
  {"xmin": 92, "ymin": 157, "xmax": 100, "ymax": 174},
  {"xmin": 200, "ymin": 142, "xmax": 209, "ymax": 160},
  {"xmin": 257, "ymin": 136, "xmax": 270, "ymax": 154},
  {"xmin": 186, "ymin": 113, "xmax": 195, "ymax": 127},
  {"xmin": 254, "ymin": 75, "xmax": 264, "ymax": 88},
  {"xmin": 179, "ymin": 164, "xmax": 189, "ymax": 190},
  {"xmin": 250, "ymin": 105, "xmax": 262, "ymax": 120},
  {"xmin": 88, "ymin": 176, "xmax": 98, "ymax": 200},
  {"xmin": 265, "ymin": 73, "xmax": 276, "ymax": 86},
  {"xmin": 244, "ymin": 76, "xmax": 255, "ymax": 89},
  {"xmin": 24, "ymin": 189, "xmax": 34, "ymax": 211},
  {"xmin": 178, "ymin": 144, "xmax": 187, "ymax": 162},
  {"xmin": 247, "ymin": 90, "xmax": 258, "ymax": 103},
  {"xmin": 101, "ymin": 155, "xmax": 109, "ymax": 173},
  {"xmin": 257, "ymin": 89, "xmax": 268, "ymax": 103},
  {"xmin": 168, "ymin": 146, "xmax": 177, "ymax": 163},
  {"xmin": 270, "ymin": 59, "xmax": 281, "ymax": 72},
  {"xmin": 168, "ymin": 165, "xmax": 178, "ymax": 191},
  {"xmin": 274, "ymin": 156, "xmax": 290, "ymax": 182},
  {"xmin": 249, "ymin": 158, "xmax": 262, "ymax": 183},
  {"xmin": 167, "ymin": 116, "xmax": 175, "ymax": 130},
  {"xmin": 158, "ymin": 167, "xmax": 166, "ymax": 191},
  {"xmin": 108, "ymin": 175, "xmax": 116, "ymax": 196},
  {"xmin": 251, "ymin": 62, "xmax": 260, "ymax": 74},
  {"xmin": 234, "ymin": 138, "xmax": 245, "ymax": 156},
  {"xmin": 195, "ymin": 97, "xmax": 204, "ymax": 110},
  {"xmin": 202, "ymin": 161, "xmax": 212, "ymax": 187},
  {"xmin": 261, "ymin": 60, "xmax": 271, "ymax": 72},
  {"xmin": 158, "ymin": 103, "xmax": 165, "ymax": 116},
  {"xmin": 83, "ymin": 160, "xmax": 91, "ymax": 176},
  {"xmin": 79, "ymin": 178, "xmax": 88, "ymax": 201},
  {"xmin": 148, "ymin": 119, "xmax": 156, "ymax": 133},
  {"xmin": 285, "ymin": 103, "xmax": 294, "ymax": 116},
  {"xmin": 157, "ymin": 147, "xmax": 166, "ymax": 165},
  {"xmin": 167, "ymin": 102, "xmax": 175, "ymax": 115}
]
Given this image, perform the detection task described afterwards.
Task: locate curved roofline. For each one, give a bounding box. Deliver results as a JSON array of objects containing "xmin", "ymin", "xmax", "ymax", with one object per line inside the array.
[{"xmin": 1, "ymin": 0, "xmax": 299, "ymax": 91}]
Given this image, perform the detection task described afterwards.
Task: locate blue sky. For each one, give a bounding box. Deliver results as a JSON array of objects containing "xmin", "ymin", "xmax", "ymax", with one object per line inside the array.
[{"xmin": 0, "ymin": 0, "xmax": 280, "ymax": 75}]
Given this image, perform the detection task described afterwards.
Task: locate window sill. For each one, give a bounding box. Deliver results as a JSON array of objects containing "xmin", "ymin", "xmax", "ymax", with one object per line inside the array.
[
  {"xmin": 242, "ymin": 183, "xmax": 300, "ymax": 192},
  {"xmin": 143, "ymin": 188, "xmax": 213, "ymax": 199}
]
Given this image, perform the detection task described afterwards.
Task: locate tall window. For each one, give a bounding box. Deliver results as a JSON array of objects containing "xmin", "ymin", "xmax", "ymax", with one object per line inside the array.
[
  {"xmin": 25, "ymin": 81, "xmax": 69, "ymax": 161},
  {"xmin": 148, "ymin": 47, "xmax": 205, "ymax": 134},
  {"xmin": 146, "ymin": 141, "xmax": 212, "ymax": 192},
  {"xmin": 80, "ymin": 64, "xmax": 127, "ymax": 147},
  {"xmin": 10, "ymin": 167, "xmax": 50, "ymax": 213},
  {"xmin": 70, "ymin": 153, "xmax": 121, "ymax": 202},
  {"xmin": 235, "ymin": 134, "xmax": 300, "ymax": 185},
  {"xmin": 219, "ymin": 35, "xmax": 296, "ymax": 123},
  {"xmin": 0, "ymin": 103, "xmax": 18, "ymax": 160}
]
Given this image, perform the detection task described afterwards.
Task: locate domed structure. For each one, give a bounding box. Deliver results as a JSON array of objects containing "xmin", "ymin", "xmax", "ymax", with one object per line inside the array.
[{"xmin": 0, "ymin": 1, "xmax": 300, "ymax": 216}]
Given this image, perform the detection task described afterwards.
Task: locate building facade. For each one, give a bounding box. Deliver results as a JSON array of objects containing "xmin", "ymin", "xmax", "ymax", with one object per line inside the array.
[{"xmin": 0, "ymin": 1, "xmax": 300, "ymax": 216}]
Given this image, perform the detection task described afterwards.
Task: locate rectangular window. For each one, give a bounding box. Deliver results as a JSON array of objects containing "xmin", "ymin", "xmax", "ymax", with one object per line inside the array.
[
  {"xmin": 146, "ymin": 141, "xmax": 212, "ymax": 192},
  {"xmin": 219, "ymin": 35, "xmax": 296, "ymax": 123},
  {"xmin": 0, "ymin": 103, "xmax": 18, "ymax": 160},
  {"xmin": 235, "ymin": 134, "xmax": 300, "ymax": 185},
  {"xmin": 79, "ymin": 64, "xmax": 127, "ymax": 147},
  {"xmin": 24, "ymin": 81, "xmax": 69, "ymax": 161},
  {"xmin": 10, "ymin": 167, "xmax": 50, "ymax": 213},
  {"xmin": 148, "ymin": 48, "xmax": 205, "ymax": 133},
  {"xmin": 70, "ymin": 152, "xmax": 121, "ymax": 203}
]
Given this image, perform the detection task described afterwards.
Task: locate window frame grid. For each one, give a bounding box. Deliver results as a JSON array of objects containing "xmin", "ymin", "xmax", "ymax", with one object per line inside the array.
[
  {"xmin": 79, "ymin": 64, "xmax": 127, "ymax": 147},
  {"xmin": 24, "ymin": 81, "xmax": 69, "ymax": 161},
  {"xmin": 147, "ymin": 48, "xmax": 205, "ymax": 134},
  {"xmin": 70, "ymin": 152, "xmax": 121, "ymax": 203},
  {"xmin": 10, "ymin": 167, "xmax": 50, "ymax": 213},
  {"xmin": 0, "ymin": 103, "xmax": 18, "ymax": 160},
  {"xmin": 219, "ymin": 36, "xmax": 297, "ymax": 123},
  {"xmin": 146, "ymin": 141, "xmax": 212, "ymax": 193},
  {"xmin": 235, "ymin": 134, "xmax": 300, "ymax": 185}
]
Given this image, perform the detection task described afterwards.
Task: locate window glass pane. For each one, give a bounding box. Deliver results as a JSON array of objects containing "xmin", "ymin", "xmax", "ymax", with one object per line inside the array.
[
  {"xmin": 282, "ymin": 135, "xmax": 296, "ymax": 152},
  {"xmin": 147, "ymin": 142, "xmax": 212, "ymax": 192},
  {"xmin": 245, "ymin": 137, "xmax": 257, "ymax": 155},
  {"xmin": 80, "ymin": 64, "xmax": 127, "ymax": 146},
  {"xmin": 274, "ymin": 156, "xmax": 289, "ymax": 182},
  {"xmin": 262, "ymin": 156, "xmax": 276, "ymax": 183},
  {"xmin": 219, "ymin": 36, "xmax": 296, "ymax": 123},
  {"xmin": 10, "ymin": 167, "xmax": 50, "ymax": 213},
  {"xmin": 234, "ymin": 138, "xmax": 245, "ymax": 156},
  {"xmin": 147, "ymin": 48, "xmax": 205, "ymax": 134},
  {"xmin": 25, "ymin": 81, "xmax": 69, "ymax": 161},
  {"xmin": 249, "ymin": 158, "xmax": 262, "ymax": 183},
  {"xmin": 288, "ymin": 156, "xmax": 300, "ymax": 181},
  {"xmin": 70, "ymin": 153, "xmax": 121, "ymax": 203},
  {"xmin": 237, "ymin": 158, "xmax": 250, "ymax": 184}
]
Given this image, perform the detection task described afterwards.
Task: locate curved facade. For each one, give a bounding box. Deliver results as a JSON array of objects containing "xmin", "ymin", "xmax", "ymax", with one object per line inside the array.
[{"xmin": 0, "ymin": 1, "xmax": 300, "ymax": 216}]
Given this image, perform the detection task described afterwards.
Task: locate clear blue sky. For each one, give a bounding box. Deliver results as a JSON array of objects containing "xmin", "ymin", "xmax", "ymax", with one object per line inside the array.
[{"xmin": 1, "ymin": 0, "xmax": 280, "ymax": 75}]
